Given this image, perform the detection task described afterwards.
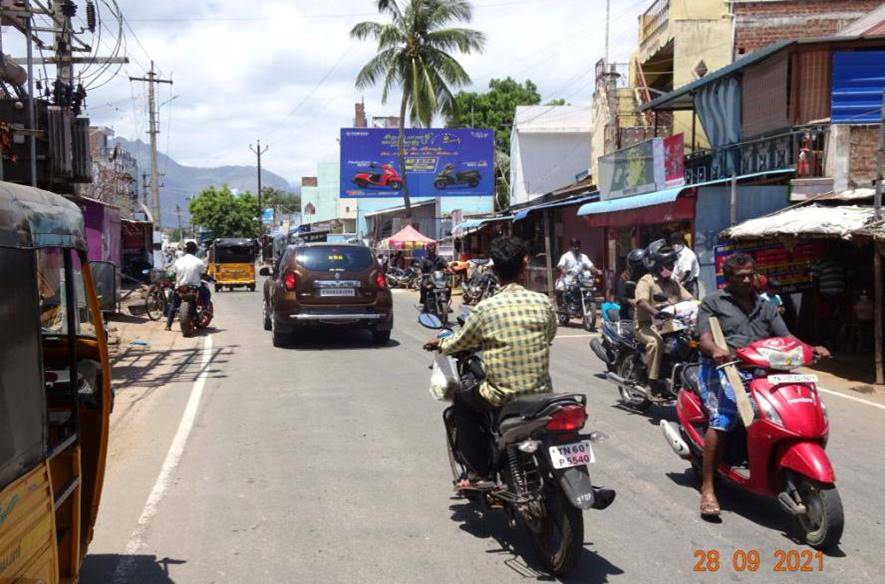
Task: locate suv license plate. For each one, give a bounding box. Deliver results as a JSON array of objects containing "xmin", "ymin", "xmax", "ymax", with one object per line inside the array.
[
  {"xmin": 548, "ymin": 440, "xmax": 594, "ymax": 469},
  {"xmin": 320, "ymin": 288, "xmax": 355, "ymax": 297}
]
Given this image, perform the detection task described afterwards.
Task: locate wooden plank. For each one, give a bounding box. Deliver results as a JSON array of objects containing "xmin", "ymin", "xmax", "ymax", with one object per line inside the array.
[{"xmin": 709, "ymin": 316, "xmax": 755, "ymax": 426}]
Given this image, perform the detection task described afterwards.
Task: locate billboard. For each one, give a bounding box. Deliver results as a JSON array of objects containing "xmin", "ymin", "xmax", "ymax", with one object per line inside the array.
[
  {"xmin": 340, "ymin": 128, "xmax": 495, "ymax": 198},
  {"xmin": 598, "ymin": 134, "xmax": 685, "ymax": 200}
]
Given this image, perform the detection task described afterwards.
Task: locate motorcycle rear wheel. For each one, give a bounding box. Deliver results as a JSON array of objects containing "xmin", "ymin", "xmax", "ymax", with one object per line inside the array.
[
  {"xmin": 616, "ymin": 354, "xmax": 652, "ymax": 412},
  {"xmin": 179, "ymin": 301, "xmax": 195, "ymax": 337},
  {"xmin": 796, "ymin": 478, "xmax": 844, "ymax": 550},
  {"xmin": 524, "ymin": 487, "xmax": 584, "ymax": 576}
]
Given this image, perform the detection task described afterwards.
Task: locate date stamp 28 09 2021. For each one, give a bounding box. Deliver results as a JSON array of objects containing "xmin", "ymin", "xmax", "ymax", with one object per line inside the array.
[{"xmin": 693, "ymin": 549, "xmax": 826, "ymax": 573}]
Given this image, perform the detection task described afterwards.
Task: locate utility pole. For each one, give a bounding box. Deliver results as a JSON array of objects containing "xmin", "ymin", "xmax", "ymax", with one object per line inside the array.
[
  {"xmin": 874, "ymin": 89, "xmax": 885, "ymax": 385},
  {"xmin": 130, "ymin": 61, "xmax": 172, "ymax": 227},
  {"xmin": 249, "ymin": 139, "xmax": 269, "ymax": 217},
  {"xmin": 604, "ymin": 0, "xmax": 611, "ymax": 66},
  {"xmin": 175, "ymin": 204, "xmax": 183, "ymax": 239}
]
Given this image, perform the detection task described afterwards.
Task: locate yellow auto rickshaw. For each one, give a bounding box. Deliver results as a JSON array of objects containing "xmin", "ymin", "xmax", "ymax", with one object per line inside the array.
[
  {"xmin": 0, "ymin": 182, "xmax": 112, "ymax": 582},
  {"xmin": 207, "ymin": 237, "xmax": 257, "ymax": 292}
]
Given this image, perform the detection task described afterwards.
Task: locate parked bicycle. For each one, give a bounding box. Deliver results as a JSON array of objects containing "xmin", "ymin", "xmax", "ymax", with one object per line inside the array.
[{"xmin": 144, "ymin": 268, "xmax": 174, "ymax": 321}]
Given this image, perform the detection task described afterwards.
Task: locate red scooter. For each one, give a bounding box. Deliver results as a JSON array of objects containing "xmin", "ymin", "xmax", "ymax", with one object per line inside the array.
[
  {"xmin": 352, "ymin": 163, "xmax": 403, "ymax": 190},
  {"xmin": 660, "ymin": 337, "xmax": 843, "ymax": 549}
]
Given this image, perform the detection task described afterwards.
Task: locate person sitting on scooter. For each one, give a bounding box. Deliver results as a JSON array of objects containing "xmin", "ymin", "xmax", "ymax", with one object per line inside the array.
[
  {"xmin": 634, "ymin": 245, "xmax": 693, "ymax": 392},
  {"xmin": 165, "ymin": 241, "xmax": 212, "ymax": 331},
  {"xmin": 696, "ymin": 253, "xmax": 830, "ymax": 518},
  {"xmin": 616, "ymin": 248, "xmax": 647, "ymax": 320},
  {"xmin": 423, "ymin": 236, "xmax": 558, "ymax": 489}
]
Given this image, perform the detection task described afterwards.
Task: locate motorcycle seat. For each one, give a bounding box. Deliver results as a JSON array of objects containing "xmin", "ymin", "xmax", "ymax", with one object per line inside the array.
[
  {"xmin": 682, "ymin": 364, "xmax": 701, "ymax": 395},
  {"xmin": 498, "ymin": 392, "xmax": 586, "ymax": 421}
]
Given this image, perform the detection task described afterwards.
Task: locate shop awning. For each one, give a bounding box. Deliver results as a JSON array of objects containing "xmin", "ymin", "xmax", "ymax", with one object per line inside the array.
[
  {"xmin": 577, "ymin": 169, "xmax": 796, "ymax": 227},
  {"xmin": 722, "ymin": 204, "xmax": 876, "ymax": 240},
  {"xmin": 512, "ymin": 193, "xmax": 598, "ymax": 222},
  {"xmin": 453, "ymin": 216, "xmax": 513, "ymax": 237}
]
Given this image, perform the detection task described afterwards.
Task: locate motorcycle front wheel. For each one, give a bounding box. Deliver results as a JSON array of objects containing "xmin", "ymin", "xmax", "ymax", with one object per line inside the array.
[
  {"xmin": 615, "ymin": 353, "xmax": 651, "ymax": 412},
  {"xmin": 795, "ymin": 478, "xmax": 844, "ymax": 550},
  {"xmin": 144, "ymin": 287, "xmax": 167, "ymax": 321},
  {"xmin": 524, "ymin": 486, "xmax": 584, "ymax": 576},
  {"xmin": 582, "ymin": 302, "xmax": 597, "ymax": 332}
]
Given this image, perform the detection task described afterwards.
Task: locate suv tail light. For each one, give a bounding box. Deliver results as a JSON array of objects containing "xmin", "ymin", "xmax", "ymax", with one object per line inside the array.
[
  {"xmin": 546, "ymin": 405, "xmax": 587, "ymax": 432},
  {"xmin": 283, "ymin": 271, "xmax": 297, "ymax": 291},
  {"xmin": 375, "ymin": 271, "xmax": 387, "ymax": 289}
]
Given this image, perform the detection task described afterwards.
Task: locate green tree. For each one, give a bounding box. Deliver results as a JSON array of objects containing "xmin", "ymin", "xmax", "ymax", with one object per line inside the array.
[
  {"xmin": 261, "ymin": 187, "xmax": 301, "ymax": 214},
  {"xmin": 446, "ymin": 77, "xmax": 541, "ymax": 153},
  {"xmin": 351, "ymin": 0, "xmax": 486, "ymax": 219},
  {"xmin": 188, "ymin": 186, "xmax": 260, "ymax": 238}
]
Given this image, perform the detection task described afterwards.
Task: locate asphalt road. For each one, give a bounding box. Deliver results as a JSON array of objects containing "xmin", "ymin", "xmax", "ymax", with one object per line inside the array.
[{"xmin": 82, "ymin": 283, "xmax": 885, "ymax": 583}]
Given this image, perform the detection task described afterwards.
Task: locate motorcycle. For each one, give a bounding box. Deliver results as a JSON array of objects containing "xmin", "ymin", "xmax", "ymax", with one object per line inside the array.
[
  {"xmin": 660, "ymin": 337, "xmax": 843, "ymax": 549},
  {"xmin": 352, "ymin": 163, "xmax": 403, "ymax": 190},
  {"xmin": 461, "ymin": 259, "xmax": 499, "ymax": 305},
  {"xmin": 419, "ymin": 311, "xmax": 615, "ymax": 575},
  {"xmin": 421, "ymin": 269, "xmax": 451, "ymax": 325},
  {"xmin": 434, "ymin": 163, "xmax": 481, "ymax": 189},
  {"xmin": 557, "ymin": 270, "xmax": 600, "ymax": 331},
  {"xmin": 174, "ymin": 284, "xmax": 213, "ymax": 337},
  {"xmin": 601, "ymin": 298, "xmax": 699, "ymax": 412},
  {"xmin": 386, "ymin": 266, "xmax": 419, "ymax": 289}
]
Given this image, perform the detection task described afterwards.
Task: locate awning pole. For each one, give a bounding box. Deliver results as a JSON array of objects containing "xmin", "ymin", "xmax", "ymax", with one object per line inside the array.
[
  {"xmin": 876, "ymin": 244, "xmax": 884, "ymax": 385},
  {"xmin": 543, "ymin": 209, "xmax": 554, "ymax": 299},
  {"xmin": 729, "ymin": 172, "xmax": 737, "ymax": 226}
]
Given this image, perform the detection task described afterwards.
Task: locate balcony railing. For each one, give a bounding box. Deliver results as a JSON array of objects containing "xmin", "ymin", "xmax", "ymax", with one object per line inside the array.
[
  {"xmin": 639, "ymin": 0, "xmax": 670, "ymax": 48},
  {"xmin": 684, "ymin": 126, "xmax": 829, "ymax": 185}
]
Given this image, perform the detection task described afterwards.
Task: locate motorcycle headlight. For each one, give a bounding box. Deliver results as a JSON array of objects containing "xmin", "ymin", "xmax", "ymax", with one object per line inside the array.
[{"xmin": 755, "ymin": 392, "xmax": 783, "ymax": 426}]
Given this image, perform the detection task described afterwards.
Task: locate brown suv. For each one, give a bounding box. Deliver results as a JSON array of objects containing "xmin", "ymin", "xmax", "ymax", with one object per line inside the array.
[{"xmin": 262, "ymin": 243, "xmax": 393, "ymax": 346}]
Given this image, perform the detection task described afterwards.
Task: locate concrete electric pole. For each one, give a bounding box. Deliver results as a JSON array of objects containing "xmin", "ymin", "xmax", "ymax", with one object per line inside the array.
[
  {"xmin": 249, "ymin": 140, "xmax": 269, "ymax": 219},
  {"xmin": 130, "ymin": 61, "xmax": 172, "ymax": 227}
]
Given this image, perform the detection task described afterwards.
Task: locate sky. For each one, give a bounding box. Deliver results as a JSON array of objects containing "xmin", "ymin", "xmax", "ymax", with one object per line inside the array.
[{"xmin": 76, "ymin": 0, "xmax": 645, "ymax": 186}]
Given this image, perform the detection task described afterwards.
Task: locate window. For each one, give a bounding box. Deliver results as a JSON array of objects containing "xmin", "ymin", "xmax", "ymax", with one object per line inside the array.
[
  {"xmin": 295, "ymin": 246, "xmax": 374, "ymax": 272},
  {"xmin": 37, "ymin": 249, "xmax": 96, "ymax": 338}
]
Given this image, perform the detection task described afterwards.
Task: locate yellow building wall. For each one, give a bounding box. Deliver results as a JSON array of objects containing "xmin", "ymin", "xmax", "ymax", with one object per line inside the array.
[{"xmin": 669, "ymin": 0, "xmax": 727, "ymax": 21}]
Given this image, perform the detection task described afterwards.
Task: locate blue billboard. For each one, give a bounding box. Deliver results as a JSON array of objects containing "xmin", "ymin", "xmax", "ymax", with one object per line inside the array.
[{"xmin": 340, "ymin": 128, "xmax": 495, "ymax": 198}]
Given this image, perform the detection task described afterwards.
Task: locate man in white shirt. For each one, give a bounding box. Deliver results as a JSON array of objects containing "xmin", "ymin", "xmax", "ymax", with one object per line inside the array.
[
  {"xmin": 670, "ymin": 232, "xmax": 700, "ymax": 298},
  {"xmin": 165, "ymin": 241, "xmax": 212, "ymax": 330},
  {"xmin": 555, "ymin": 238, "xmax": 600, "ymax": 302}
]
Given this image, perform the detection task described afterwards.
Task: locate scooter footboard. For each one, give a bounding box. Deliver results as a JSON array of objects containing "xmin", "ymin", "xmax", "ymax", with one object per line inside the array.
[{"xmin": 776, "ymin": 441, "xmax": 835, "ymax": 485}]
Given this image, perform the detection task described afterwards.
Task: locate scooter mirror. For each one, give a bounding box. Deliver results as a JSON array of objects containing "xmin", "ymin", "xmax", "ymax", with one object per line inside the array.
[{"xmin": 418, "ymin": 312, "xmax": 444, "ymax": 329}]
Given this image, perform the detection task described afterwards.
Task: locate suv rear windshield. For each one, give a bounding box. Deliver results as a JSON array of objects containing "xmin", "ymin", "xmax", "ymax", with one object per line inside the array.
[{"xmin": 295, "ymin": 246, "xmax": 375, "ymax": 272}]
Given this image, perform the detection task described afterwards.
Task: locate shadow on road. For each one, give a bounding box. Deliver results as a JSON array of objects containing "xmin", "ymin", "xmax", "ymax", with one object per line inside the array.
[
  {"xmin": 449, "ymin": 501, "xmax": 624, "ymax": 582},
  {"xmin": 112, "ymin": 344, "xmax": 231, "ymax": 391},
  {"xmin": 276, "ymin": 328, "xmax": 401, "ymax": 351},
  {"xmin": 80, "ymin": 554, "xmax": 185, "ymax": 583}
]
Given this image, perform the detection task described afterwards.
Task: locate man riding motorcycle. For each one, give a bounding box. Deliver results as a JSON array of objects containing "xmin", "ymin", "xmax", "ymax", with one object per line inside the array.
[
  {"xmin": 165, "ymin": 241, "xmax": 212, "ymax": 331},
  {"xmin": 555, "ymin": 238, "xmax": 600, "ymax": 305},
  {"xmin": 696, "ymin": 252, "xmax": 830, "ymax": 518},
  {"xmin": 423, "ymin": 236, "xmax": 558, "ymax": 488},
  {"xmin": 419, "ymin": 242, "xmax": 449, "ymax": 306},
  {"xmin": 634, "ymin": 245, "xmax": 693, "ymax": 391},
  {"xmin": 615, "ymin": 248, "xmax": 647, "ymax": 321}
]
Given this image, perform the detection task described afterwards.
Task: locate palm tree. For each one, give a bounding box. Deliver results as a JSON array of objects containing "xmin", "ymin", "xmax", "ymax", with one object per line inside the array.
[{"xmin": 351, "ymin": 0, "xmax": 486, "ymax": 220}]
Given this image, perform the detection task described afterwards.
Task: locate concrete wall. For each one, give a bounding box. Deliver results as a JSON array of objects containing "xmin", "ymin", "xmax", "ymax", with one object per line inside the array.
[
  {"xmin": 693, "ymin": 184, "xmax": 791, "ymax": 294},
  {"xmin": 300, "ymin": 162, "xmax": 355, "ymax": 226},
  {"xmin": 826, "ymin": 124, "xmax": 881, "ymax": 192},
  {"xmin": 511, "ymin": 132, "xmax": 592, "ymax": 205},
  {"xmin": 733, "ymin": 0, "xmax": 881, "ymax": 55}
]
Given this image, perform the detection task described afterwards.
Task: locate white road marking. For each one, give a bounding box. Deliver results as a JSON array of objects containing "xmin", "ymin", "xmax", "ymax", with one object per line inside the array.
[
  {"xmin": 818, "ymin": 386, "xmax": 885, "ymax": 411},
  {"xmin": 112, "ymin": 334, "xmax": 214, "ymax": 584},
  {"xmin": 556, "ymin": 333, "xmax": 596, "ymax": 339}
]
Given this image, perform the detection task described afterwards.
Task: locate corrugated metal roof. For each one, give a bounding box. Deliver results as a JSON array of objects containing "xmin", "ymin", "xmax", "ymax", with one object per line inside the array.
[
  {"xmin": 832, "ymin": 50, "xmax": 885, "ymax": 124},
  {"xmin": 513, "ymin": 193, "xmax": 598, "ymax": 221},
  {"xmin": 722, "ymin": 204, "xmax": 875, "ymax": 240}
]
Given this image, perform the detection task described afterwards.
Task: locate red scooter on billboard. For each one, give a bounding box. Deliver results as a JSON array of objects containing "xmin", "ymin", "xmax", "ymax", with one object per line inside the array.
[
  {"xmin": 352, "ymin": 162, "xmax": 403, "ymax": 190},
  {"xmin": 660, "ymin": 337, "xmax": 843, "ymax": 549}
]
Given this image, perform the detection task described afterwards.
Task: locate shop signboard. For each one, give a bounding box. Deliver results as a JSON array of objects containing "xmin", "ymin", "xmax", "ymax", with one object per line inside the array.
[
  {"xmin": 340, "ymin": 128, "xmax": 495, "ymax": 198},
  {"xmin": 598, "ymin": 134, "xmax": 685, "ymax": 200},
  {"xmin": 261, "ymin": 208, "xmax": 275, "ymax": 225},
  {"xmin": 714, "ymin": 239, "xmax": 827, "ymax": 293}
]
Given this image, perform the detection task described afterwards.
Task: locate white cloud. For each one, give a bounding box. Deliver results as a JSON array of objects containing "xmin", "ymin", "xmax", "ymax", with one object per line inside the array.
[{"xmin": 82, "ymin": 0, "xmax": 641, "ymax": 185}]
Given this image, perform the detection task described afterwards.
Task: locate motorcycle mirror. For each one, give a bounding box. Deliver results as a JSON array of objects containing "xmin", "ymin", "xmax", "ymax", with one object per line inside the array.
[{"xmin": 418, "ymin": 312, "xmax": 444, "ymax": 329}]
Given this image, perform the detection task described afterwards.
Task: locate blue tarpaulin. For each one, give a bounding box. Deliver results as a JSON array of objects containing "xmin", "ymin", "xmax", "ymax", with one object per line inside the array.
[{"xmin": 832, "ymin": 50, "xmax": 885, "ymax": 124}]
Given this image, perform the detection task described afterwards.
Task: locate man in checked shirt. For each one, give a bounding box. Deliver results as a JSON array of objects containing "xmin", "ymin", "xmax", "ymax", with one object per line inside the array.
[{"xmin": 424, "ymin": 236, "xmax": 558, "ymax": 489}]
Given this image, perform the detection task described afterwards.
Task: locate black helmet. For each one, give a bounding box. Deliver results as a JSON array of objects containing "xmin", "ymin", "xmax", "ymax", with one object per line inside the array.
[
  {"xmin": 652, "ymin": 245, "xmax": 679, "ymax": 272},
  {"xmin": 626, "ymin": 248, "xmax": 647, "ymax": 274},
  {"xmin": 643, "ymin": 239, "xmax": 666, "ymax": 271}
]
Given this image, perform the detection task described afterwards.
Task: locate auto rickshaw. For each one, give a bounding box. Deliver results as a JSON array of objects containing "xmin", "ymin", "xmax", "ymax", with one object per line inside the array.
[
  {"xmin": 0, "ymin": 182, "xmax": 112, "ymax": 582},
  {"xmin": 207, "ymin": 237, "xmax": 257, "ymax": 292}
]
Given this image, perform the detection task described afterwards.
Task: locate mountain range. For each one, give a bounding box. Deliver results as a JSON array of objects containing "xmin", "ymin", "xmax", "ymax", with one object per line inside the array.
[{"xmin": 111, "ymin": 137, "xmax": 293, "ymax": 226}]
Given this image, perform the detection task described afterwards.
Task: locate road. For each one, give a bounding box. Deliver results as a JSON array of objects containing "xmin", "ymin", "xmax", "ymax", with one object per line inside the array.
[{"xmin": 82, "ymin": 284, "xmax": 885, "ymax": 583}]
